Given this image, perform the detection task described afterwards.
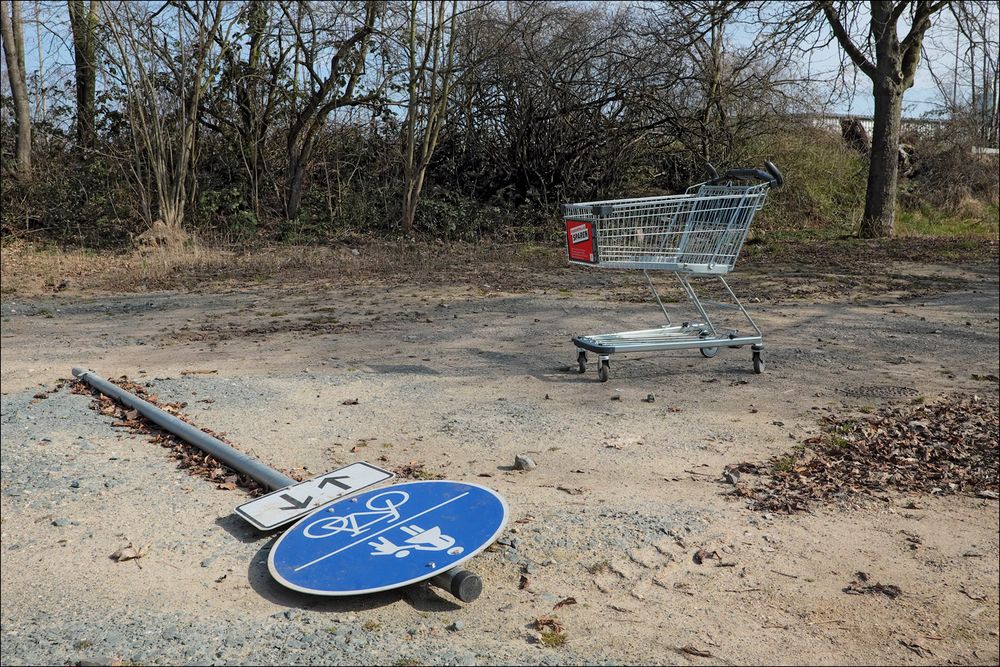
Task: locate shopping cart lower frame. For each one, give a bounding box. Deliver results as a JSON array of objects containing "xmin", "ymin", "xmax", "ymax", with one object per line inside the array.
[{"xmin": 564, "ymin": 162, "xmax": 782, "ymax": 382}]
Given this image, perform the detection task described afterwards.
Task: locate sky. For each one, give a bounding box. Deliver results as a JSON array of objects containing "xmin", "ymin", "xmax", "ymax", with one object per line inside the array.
[{"xmin": 4, "ymin": 0, "xmax": 998, "ymax": 123}]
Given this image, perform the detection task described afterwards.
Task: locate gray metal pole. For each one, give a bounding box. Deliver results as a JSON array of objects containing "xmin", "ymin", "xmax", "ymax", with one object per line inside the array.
[
  {"xmin": 72, "ymin": 368, "xmax": 295, "ymax": 491},
  {"xmin": 73, "ymin": 367, "xmax": 483, "ymax": 603}
]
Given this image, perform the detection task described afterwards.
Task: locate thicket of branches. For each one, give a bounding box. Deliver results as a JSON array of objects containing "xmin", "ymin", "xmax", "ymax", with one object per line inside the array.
[{"xmin": 1, "ymin": 0, "xmax": 997, "ymax": 248}]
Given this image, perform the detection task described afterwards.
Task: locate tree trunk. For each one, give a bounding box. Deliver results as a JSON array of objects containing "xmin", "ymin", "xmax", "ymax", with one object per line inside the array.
[
  {"xmin": 859, "ymin": 83, "xmax": 902, "ymax": 238},
  {"xmin": 1, "ymin": 0, "xmax": 32, "ymax": 175},
  {"xmin": 285, "ymin": 154, "xmax": 306, "ymax": 221},
  {"xmin": 68, "ymin": 0, "xmax": 98, "ymax": 150}
]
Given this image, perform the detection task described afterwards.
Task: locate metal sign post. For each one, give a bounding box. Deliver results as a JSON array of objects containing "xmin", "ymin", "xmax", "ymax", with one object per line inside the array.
[{"xmin": 72, "ymin": 368, "xmax": 493, "ymax": 602}]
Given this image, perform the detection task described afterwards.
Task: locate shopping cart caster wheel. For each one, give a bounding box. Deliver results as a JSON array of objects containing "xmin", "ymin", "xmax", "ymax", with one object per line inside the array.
[
  {"xmin": 598, "ymin": 360, "xmax": 610, "ymax": 383},
  {"xmin": 577, "ymin": 350, "xmax": 588, "ymax": 374},
  {"xmin": 752, "ymin": 350, "xmax": 765, "ymax": 374},
  {"xmin": 700, "ymin": 347, "xmax": 719, "ymax": 358}
]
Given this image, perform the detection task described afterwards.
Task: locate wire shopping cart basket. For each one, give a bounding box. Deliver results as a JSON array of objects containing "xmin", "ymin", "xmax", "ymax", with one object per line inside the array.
[{"xmin": 563, "ymin": 162, "xmax": 783, "ymax": 382}]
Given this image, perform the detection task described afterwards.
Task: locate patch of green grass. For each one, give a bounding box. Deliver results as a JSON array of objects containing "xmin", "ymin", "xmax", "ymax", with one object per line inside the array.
[
  {"xmin": 539, "ymin": 630, "xmax": 568, "ymax": 647},
  {"xmin": 897, "ymin": 204, "xmax": 1000, "ymax": 239},
  {"xmin": 362, "ymin": 620, "xmax": 382, "ymax": 632},
  {"xmin": 772, "ymin": 455, "xmax": 796, "ymax": 473},
  {"xmin": 325, "ymin": 626, "xmax": 338, "ymax": 634},
  {"xmin": 829, "ymin": 435, "xmax": 852, "ymax": 449}
]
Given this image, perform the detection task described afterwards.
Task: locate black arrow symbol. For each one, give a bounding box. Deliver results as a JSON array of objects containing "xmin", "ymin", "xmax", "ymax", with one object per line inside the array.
[
  {"xmin": 318, "ymin": 475, "xmax": 351, "ymax": 491},
  {"xmin": 279, "ymin": 493, "xmax": 313, "ymax": 510}
]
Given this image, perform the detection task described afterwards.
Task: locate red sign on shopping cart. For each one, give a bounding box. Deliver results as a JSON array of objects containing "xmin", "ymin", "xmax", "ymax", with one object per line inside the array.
[{"xmin": 566, "ymin": 220, "xmax": 597, "ymax": 264}]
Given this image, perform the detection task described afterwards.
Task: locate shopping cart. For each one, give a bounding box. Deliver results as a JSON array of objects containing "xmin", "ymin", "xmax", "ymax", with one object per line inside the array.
[{"xmin": 563, "ymin": 162, "xmax": 783, "ymax": 382}]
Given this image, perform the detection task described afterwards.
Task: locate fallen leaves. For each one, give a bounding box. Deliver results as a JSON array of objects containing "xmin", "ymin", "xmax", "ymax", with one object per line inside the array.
[
  {"xmin": 692, "ymin": 549, "xmax": 720, "ymax": 565},
  {"xmin": 111, "ymin": 541, "xmax": 151, "ymax": 564},
  {"xmin": 553, "ymin": 596, "xmax": 577, "ymax": 610},
  {"xmin": 843, "ymin": 571, "xmax": 902, "ymax": 599},
  {"xmin": 393, "ymin": 462, "xmax": 444, "ymax": 480},
  {"xmin": 728, "ymin": 394, "xmax": 999, "ymax": 513},
  {"xmin": 74, "ymin": 376, "xmax": 292, "ymax": 497},
  {"xmin": 532, "ymin": 617, "xmax": 567, "ymax": 646}
]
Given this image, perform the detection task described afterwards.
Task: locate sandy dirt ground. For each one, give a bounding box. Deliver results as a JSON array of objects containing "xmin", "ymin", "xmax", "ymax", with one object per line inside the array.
[{"xmin": 1, "ymin": 253, "xmax": 998, "ymax": 665}]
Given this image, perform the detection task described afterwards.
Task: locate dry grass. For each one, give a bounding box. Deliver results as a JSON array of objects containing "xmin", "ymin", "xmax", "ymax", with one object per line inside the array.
[{"xmin": 0, "ymin": 239, "xmax": 565, "ymax": 298}]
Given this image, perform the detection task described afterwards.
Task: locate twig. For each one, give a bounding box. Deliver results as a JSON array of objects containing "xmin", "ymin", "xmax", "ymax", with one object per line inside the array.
[
  {"xmin": 725, "ymin": 587, "xmax": 762, "ymax": 593},
  {"xmin": 684, "ymin": 469, "xmax": 715, "ymax": 477},
  {"xmin": 770, "ymin": 569, "xmax": 799, "ymax": 579}
]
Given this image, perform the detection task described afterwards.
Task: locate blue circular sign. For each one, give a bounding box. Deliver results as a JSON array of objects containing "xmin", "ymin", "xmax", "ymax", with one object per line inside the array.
[{"xmin": 268, "ymin": 480, "xmax": 509, "ymax": 595}]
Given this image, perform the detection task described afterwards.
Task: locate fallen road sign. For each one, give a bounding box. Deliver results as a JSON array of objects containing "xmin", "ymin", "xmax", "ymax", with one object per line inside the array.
[
  {"xmin": 268, "ymin": 480, "xmax": 508, "ymax": 595},
  {"xmin": 234, "ymin": 462, "xmax": 393, "ymax": 531}
]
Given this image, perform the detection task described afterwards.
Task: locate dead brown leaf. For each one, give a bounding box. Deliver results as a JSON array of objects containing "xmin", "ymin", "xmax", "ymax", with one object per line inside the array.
[
  {"xmin": 111, "ymin": 541, "xmax": 151, "ymax": 563},
  {"xmin": 553, "ymin": 596, "xmax": 577, "ymax": 610},
  {"xmin": 532, "ymin": 616, "xmax": 564, "ymax": 633},
  {"xmin": 679, "ymin": 645, "xmax": 713, "ymax": 658},
  {"xmin": 693, "ymin": 549, "xmax": 720, "ymax": 565}
]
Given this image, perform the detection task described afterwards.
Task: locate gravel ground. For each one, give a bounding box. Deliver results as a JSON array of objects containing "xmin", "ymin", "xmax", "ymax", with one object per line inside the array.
[{"xmin": 2, "ymin": 257, "xmax": 998, "ymax": 665}]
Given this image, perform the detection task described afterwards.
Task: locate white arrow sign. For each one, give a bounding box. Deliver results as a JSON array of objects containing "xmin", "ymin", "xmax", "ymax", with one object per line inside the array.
[{"xmin": 235, "ymin": 462, "xmax": 394, "ymax": 531}]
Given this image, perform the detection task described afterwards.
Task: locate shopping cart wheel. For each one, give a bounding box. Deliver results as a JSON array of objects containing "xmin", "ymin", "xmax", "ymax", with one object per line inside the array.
[
  {"xmin": 752, "ymin": 349, "xmax": 765, "ymax": 374},
  {"xmin": 700, "ymin": 347, "xmax": 719, "ymax": 358},
  {"xmin": 598, "ymin": 360, "xmax": 610, "ymax": 382},
  {"xmin": 577, "ymin": 350, "xmax": 588, "ymax": 373}
]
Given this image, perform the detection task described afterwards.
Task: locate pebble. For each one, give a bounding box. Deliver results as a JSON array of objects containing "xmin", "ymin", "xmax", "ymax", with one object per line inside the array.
[
  {"xmin": 70, "ymin": 480, "xmax": 81, "ymax": 489},
  {"xmin": 446, "ymin": 620, "xmax": 464, "ymax": 632},
  {"xmin": 513, "ymin": 455, "xmax": 536, "ymax": 471},
  {"xmin": 52, "ymin": 518, "xmax": 72, "ymax": 527}
]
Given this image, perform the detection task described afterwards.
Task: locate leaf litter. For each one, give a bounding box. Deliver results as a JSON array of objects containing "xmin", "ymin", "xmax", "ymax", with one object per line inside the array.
[
  {"xmin": 73, "ymin": 376, "xmax": 303, "ymax": 496},
  {"xmin": 726, "ymin": 394, "xmax": 998, "ymax": 513}
]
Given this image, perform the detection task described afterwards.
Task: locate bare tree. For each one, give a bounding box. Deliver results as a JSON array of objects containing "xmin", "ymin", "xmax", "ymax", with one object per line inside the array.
[
  {"xmin": 399, "ymin": 0, "xmax": 457, "ymax": 231},
  {"xmin": 67, "ymin": 0, "xmax": 99, "ymax": 150},
  {"xmin": 200, "ymin": 0, "xmax": 293, "ymax": 221},
  {"xmin": 102, "ymin": 0, "xmax": 231, "ymax": 242},
  {"xmin": 813, "ymin": 1, "xmax": 949, "ymax": 238},
  {"xmin": 1, "ymin": 0, "xmax": 32, "ymax": 175},
  {"xmin": 279, "ymin": 0, "xmax": 384, "ymax": 222},
  {"xmin": 641, "ymin": 1, "xmax": 813, "ymax": 171}
]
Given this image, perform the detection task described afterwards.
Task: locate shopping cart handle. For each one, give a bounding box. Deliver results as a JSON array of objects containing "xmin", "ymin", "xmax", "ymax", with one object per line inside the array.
[
  {"xmin": 764, "ymin": 161, "xmax": 783, "ymax": 187},
  {"xmin": 718, "ymin": 163, "xmax": 783, "ymax": 188}
]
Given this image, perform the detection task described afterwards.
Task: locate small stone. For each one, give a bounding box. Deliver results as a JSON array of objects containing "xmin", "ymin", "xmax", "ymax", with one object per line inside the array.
[
  {"xmin": 514, "ymin": 455, "xmax": 536, "ymax": 471},
  {"xmin": 446, "ymin": 620, "xmax": 464, "ymax": 632},
  {"xmin": 643, "ymin": 394, "xmax": 655, "ymax": 403},
  {"xmin": 200, "ymin": 557, "xmax": 216, "ymax": 568},
  {"xmin": 52, "ymin": 518, "xmax": 72, "ymax": 527},
  {"xmin": 722, "ymin": 470, "xmax": 740, "ymax": 485},
  {"xmin": 69, "ymin": 480, "xmax": 81, "ymax": 489}
]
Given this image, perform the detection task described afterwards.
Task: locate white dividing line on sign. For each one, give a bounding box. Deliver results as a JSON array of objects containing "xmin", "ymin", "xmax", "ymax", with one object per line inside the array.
[
  {"xmin": 234, "ymin": 462, "xmax": 394, "ymax": 531},
  {"xmin": 293, "ymin": 491, "xmax": 470, "ymax": 571}
]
